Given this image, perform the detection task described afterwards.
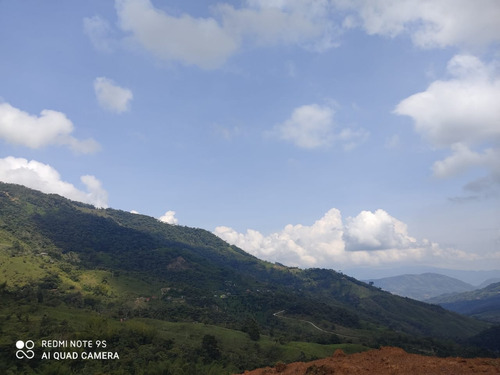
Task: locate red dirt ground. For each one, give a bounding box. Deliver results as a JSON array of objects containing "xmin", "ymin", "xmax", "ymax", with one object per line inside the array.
[{"xmin": 234, "ymin": 347, "xmax": 500, "ymax": 375}]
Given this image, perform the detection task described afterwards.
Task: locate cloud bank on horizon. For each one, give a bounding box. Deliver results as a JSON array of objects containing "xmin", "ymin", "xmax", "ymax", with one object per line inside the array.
[
  {"xmin": 0, "ymin": 0, "xmax": 499, "ymax": 272},
  {"xmin": 0, "ymin": 156, "xmax": 108, "ymax": 208},
  {"xmin": 214, "ymin": 208, "xmax": 497, "ymax": 270}
]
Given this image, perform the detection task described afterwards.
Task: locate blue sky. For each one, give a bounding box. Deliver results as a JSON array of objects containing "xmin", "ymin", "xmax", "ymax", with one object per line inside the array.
[{"xmin": 1, "ymin": 0, "xmax": 499, "ymax": 277}]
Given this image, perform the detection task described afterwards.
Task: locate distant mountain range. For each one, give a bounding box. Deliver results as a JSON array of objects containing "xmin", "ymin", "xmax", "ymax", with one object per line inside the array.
[
  {"xmin": 349, "ymin": 267, "xmax": 500, "ymax": 286},
  {"xmin": 366, "ymin": 273, "xmax": 477, "ymax": 301},
  {"xmin": 427, "ymin": 282, "xmax": 500, "ymax": 323},
  {"xmin": 478, "ymin": 278, "xmax": 500, "ymax": 289},
  {"xmin": 0, "ymin": 182, "xmax": 497, "ymax": 373},
  {"xmin": 367, "ymin": 273, "xmax": 500, "ymax": 323}
]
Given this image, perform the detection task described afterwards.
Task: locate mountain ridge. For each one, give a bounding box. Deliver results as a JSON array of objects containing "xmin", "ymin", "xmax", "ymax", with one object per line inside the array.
[
  {"xmin": 428, "ymin": 282, "xmax": 500, "ymax": 323},
  {"xmin": 367, "ymin": 273, "xmax": 476, "ymax": 301},
  {"xmin": 348, "ymin": 266, "xmax": 500, "ymax": 286}
]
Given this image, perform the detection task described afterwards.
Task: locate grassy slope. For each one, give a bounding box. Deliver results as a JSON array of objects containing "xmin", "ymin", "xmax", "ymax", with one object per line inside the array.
[{"xmin": 0, "ymin": 292, "xmax": 367, "ymax": 374}]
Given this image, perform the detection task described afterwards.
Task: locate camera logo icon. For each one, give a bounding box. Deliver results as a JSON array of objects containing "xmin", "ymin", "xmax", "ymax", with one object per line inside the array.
[{"xmin": 16, "ymin": 340, "xmax": 35, "ymax": 359}]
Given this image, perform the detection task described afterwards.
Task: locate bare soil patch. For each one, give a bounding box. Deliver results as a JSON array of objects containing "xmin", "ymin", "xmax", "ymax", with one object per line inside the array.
[{"xmin": 235, "ymin": 347, "xmax": 500, "ymax": 375}]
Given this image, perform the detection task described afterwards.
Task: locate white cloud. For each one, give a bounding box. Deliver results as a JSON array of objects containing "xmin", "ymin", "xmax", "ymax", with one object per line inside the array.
[
  {"xmin": 110, "ymin": 0, "xmax": 338, "ymax": 69},
  {"xmin": 273, "ymin": 103, "xmax": 368, "ymax": 149},
  {"xmin": 432, "ymin": 144, "xmax": 497, "ymax": 179},
  {"xmin": 395, "ymin": 54, "xmax": 500, "ymax": 194},
  {"xmin": 275, "ymin": 104, "xmax": 335, "ymax": 149},
  {"xmin": 344, "ymin": 209, "xmax": 417, "ymax": 251},
  {"xmin": 395, "ymin": 55, "xmax": 500, "ymax": 148},
  {"xmin": 215, "ymin": 208, "xmax": 344, "ymax": 267},
  {"xmin": 158, "ymin": 210, "xmax": 178, "ymax": 225},
  {"xmin": 115, "ymin": 0, "xmax": 239, "ymax": 70},
  {"xmin": 335, "ymin": 0, "xmax": 500, "ymax": 49},
  {"xmin": 0, "ymin": 102, "xmax": 100, "ymax": 154},
  {"xmin": 83, "ymin": 15, "xmax": 115, "ymax": 52},
  {"xmin": 217, "ymin": 0, "xmax": 337, "ymax": 52},
  {"xmin": 89, "ymin": 1, "xmax": 500, "ymax": 70},
  {"xmin": 0, "ymin": 156, "xmax": 108, "ymax": 208},
  {"xmin": 336, "ymin": 127, "xmax": 370, "ymax": 151},
  {"xmin": 214, "ymin": 208, "xmax": 491, "ymax": 269},
  {"xmin": 94, "ymin": 77, "xmax": 133, "ymax": 113}
]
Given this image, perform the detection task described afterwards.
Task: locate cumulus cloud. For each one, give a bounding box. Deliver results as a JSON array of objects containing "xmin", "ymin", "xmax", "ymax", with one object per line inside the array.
[
  {"xmin": 107, "ymin": 0, "xmax": 338, "ymax": 69},
  {"xmin": 335, "ymin": 0, "xmax": 500, "ymax": 49},
  {"xmin": 94, "ymin": 77, "xmax": 133, "ymax": 113},
  {"xmin": 344, "ymin": 209, "xmax": 417, "ymax": 251},
  {"xmin": 215, "ymin": 208, "xmax": 344, "ymax": 267},
  {"xmin": 273, "ymin": 103, "xmax": 368, "ymax": 149},
  {"xmin": 214, "ymin": 208, "xmax": 490, "ymax": 269},
  {"xmin": 0, "ymin": 102, "xmax": 100, "ymax": 153},
  {"xmin": 395, "ymin": 55, "xmax": 500, "ymax": 147},
  {"xmin": 158, "ymin": 210, "xmax": 178, "ymax": 225},
  {"xmin": 395, "ymin": 54, "xmax": 500, "ymax": 195},
  {"xmin": 0, "ymin": 156, "xmax": 108, "ymax": 208}
]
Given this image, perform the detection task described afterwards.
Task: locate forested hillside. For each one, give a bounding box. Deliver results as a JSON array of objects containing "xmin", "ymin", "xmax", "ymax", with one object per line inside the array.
[
  {"xmin": 0, "ymin": 182, "xmax": 495, "ymax": 374},
  {"xmin": 428, "ymin": 282, "xmax": 500, "ymax": 323}
]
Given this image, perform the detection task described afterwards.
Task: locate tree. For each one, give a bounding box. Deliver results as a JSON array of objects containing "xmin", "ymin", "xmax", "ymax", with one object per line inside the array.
[
  {"xmin": 200, "ymin": 334, "xmax": 221, "ymax": 363},
  {"xmin": 242, "ymin": 317, "xmax": 260, "ymax": 341}
]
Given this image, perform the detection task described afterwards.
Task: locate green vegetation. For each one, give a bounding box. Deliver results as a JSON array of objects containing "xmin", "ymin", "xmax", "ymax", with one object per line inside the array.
[
  {"xmin": 428, "ymin": 282, "xmax": 500, "ymax": 323},
  {"xmin": 0, "ymin": 182, "xmax": 497, "ymax": 374}
]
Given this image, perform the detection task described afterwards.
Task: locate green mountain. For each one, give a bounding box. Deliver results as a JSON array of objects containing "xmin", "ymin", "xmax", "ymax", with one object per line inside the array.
[
  {"xmin": 0, "ymin": 182, "xmax": 494, "ymax": 374},
  {"xmin": 368, "ymin": 273, "xmax": 476, "ymax": 301},
  {"xmin": 428, "ymin": 282, "xmax": 500, "ymax": 323},
  {"xmin": 478, "ymin": 278, "xmax": 500, "ymax": 289}
]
